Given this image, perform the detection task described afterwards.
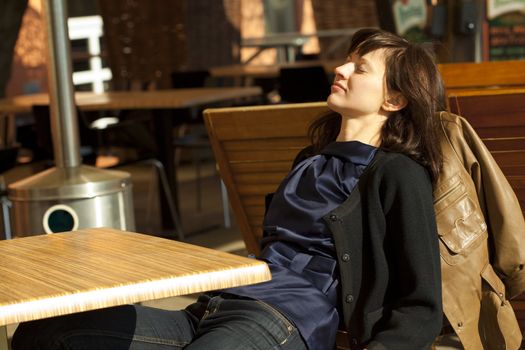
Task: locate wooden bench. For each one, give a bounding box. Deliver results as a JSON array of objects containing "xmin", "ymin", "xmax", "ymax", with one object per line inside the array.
[
  {"xmin": 203, "ymin": 103, "xmax": 327, "ymax": 255},
  {"xmin": 447, "ymin": 88, "xmax": 525, "ymax": 335},
  {"xmin": 205, "ymin": 98, "xmax": 525, "ymax": 348}
]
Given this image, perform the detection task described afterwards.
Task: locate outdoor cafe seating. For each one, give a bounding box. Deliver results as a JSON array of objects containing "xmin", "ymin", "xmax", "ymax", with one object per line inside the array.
[{"xmin": 3, "ymin": 0, "xmax": 525, "ymax": 349}]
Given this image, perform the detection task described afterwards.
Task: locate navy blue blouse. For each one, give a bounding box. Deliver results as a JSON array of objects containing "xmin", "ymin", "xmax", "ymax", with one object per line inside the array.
[{"xmin": 225, "ymin": 141, "xmax": 377, "ymax": 350}]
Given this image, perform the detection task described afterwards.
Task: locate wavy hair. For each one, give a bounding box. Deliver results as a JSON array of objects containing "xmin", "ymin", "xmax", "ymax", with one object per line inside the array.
[{"xmin": 309, "ymin": 28, "xmax": 445, "ymax": 182}]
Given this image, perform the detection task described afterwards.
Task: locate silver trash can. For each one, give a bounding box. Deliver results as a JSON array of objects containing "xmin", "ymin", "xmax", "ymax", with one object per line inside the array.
[{"xmin": 8, "ymin": 165, "xmax": 135, "ymax": 237}]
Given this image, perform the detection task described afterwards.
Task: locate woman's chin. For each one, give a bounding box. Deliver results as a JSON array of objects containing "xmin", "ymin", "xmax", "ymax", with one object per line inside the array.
[{"xmin": 326, "ymin": 95, "xmax": 341, "ymax": 112}]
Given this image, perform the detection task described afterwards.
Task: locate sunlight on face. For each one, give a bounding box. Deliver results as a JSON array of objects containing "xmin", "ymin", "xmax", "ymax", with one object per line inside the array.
[{"xmin": 327, "ymin": 49, "xmax": 389, "ymax": 119}]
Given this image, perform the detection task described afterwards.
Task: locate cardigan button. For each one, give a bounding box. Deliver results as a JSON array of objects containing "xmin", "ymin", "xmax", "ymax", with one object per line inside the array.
[
  {"xmin": 341, "ymin": 253, "xmax": 350, "ymax": 262},
  {"xmin": 329, "ymin": 214, "xmax": 338, "ymax": 221},
  {"xmin": 345, "ymin": 294, "xmax": 354, "ymax": 303}
]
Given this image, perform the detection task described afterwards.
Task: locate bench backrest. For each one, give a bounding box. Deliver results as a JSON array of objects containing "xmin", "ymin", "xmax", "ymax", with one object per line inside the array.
[
  {"xmin": 448, "ymin": 90, "xmax": 525, "ymax": 216},
  {"xmin": 439, "ymin": 60, "xmax": 525, "ymax": 90},
  {"xmin": 203, "ymin": 102, "xmax": 329, "ymax": 255}
]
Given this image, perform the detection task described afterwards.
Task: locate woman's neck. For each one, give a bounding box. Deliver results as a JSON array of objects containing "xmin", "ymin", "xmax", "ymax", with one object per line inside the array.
[{"xmin": 336, "ymin": 114, "xmax": 387, "ymax": 147}]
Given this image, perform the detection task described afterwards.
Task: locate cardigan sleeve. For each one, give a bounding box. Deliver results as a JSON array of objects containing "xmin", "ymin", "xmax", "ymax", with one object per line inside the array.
[{"xmin": 367, "ymin": 156, "xmax": 443, "ymax": 350}]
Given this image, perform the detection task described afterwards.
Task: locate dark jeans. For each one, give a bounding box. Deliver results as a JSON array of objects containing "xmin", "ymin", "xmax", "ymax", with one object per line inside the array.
[{"xmin": 11, "ymin": 294, "xmax": 307, "ymax": 350}]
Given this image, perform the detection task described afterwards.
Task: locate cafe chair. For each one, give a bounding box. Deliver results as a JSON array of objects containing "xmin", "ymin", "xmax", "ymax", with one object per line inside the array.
[
  {"xmin": 86, "ymin": 110, "xmax": 185, "ymax": 240},
  {"xmin": 277, "ymin": 65, "xmax": 331, "ymax": 103},
  {"xmin": 170, "ymin": 69, "xmax": 212, "ymax": 199},
  {"xmin": 170, "ymin": 69, "xmax": 212, "ymax": 184},
  {"xmin": 170, "ymin": 69, "xmax": 231, "ymax": 227},
  {"xmin": 171, "ymin": 70, "xmax": 211, "ymax": 90},
  {"xmin": 172, "ymin": 125, "xmax": 208, "ymax": 210}
]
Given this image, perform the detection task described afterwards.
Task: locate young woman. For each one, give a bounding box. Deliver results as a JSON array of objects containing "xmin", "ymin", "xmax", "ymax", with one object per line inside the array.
[{"xmin": 12, "ymin": 28, "xmax": 444, "ymax": 350}]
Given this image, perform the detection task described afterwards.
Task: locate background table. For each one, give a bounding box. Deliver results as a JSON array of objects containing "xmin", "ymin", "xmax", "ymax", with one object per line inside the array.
[
  {"xmin": 0, "ymin": 227, "xmax": 270, "ymax": 349},
  {"xmin": 210, "ymin": 59, "xmax": 341, "ymax": 82},
  {"xmin": 241, "ymin": 28, "xmax": 358, "ymax": 63},
  {"xmin": 0, "ymin": 87, "xmax": 263, "ymax": 229},
  {"xmin": 0, "ymin": 88, "xmax": 262, "ymax": 114}
]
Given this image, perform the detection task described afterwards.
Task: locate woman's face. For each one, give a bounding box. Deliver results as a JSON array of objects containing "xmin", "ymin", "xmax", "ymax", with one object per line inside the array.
[{"xmin": 327, "ymin": 48, "xmax": 389, "ymax": 118}]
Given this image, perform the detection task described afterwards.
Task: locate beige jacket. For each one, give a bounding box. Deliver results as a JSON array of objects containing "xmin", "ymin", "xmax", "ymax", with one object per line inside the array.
[{"xmin": 435, "ymin": 111, "xmax": 525, "ymax": 349}]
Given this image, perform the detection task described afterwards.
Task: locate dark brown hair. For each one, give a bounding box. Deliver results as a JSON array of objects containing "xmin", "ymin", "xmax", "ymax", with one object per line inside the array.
[{"xmin": 309, "ymin": 28, "xmax": 445, "ymax": 182}]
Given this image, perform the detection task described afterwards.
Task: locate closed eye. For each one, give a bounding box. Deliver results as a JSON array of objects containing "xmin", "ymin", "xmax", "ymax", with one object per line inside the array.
[{"xmin": 354, "ymin": 64, "xmax": 366, "ymax": 73}]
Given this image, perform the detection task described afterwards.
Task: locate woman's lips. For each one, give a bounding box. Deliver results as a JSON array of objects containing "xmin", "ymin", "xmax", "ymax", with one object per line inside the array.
[{"xmin": 331, "ymin": 83, "xmax": 346, "ymax": 93}]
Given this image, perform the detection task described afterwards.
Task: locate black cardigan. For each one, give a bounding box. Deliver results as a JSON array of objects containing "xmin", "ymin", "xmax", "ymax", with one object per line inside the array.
[{"xmin": 288, "ymin": 148, "xmax": 442, "ymax": 350}]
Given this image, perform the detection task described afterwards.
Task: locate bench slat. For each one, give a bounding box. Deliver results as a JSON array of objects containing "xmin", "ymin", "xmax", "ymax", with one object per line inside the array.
[
  {"xmin": 224, "ymin": 138, "xmax": 308, "ymax": 150},
  {"xmin": 230, "ymin": 161, "xmax": 293, "ymax": 173},
  {"xmin": 234, "ymin": 172, "xmax": 289, "ymax": 184},
  {"xmin": 439, "ymin": 60, "xmax": 525, "ymax": 89},
  {"xmin": 476, "ymin": 126, "xmax": 525, "ymax": 139},
  {"xmin": 482, "ymin": 137, "xmax": 525, "ymax": 152},
  {"xmin": 226, "ymin": 149, "xmax": 301, "ymax": 162}
]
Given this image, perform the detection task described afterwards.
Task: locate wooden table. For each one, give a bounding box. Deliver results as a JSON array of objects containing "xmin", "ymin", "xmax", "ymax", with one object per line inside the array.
[
  {"xmin": 210, "ymin": 59, "xmax": 342, "ymax": 82},
  {"xmin": 241, "ymin": 28, "xmax": 358, "ymax": 63},
  {"xmin": 0, "ymin": 88, "xmax": 263, "ymax": 113},
  {"xmin": 0, "ymin": 87, "xmax": 263, "ymax": 229},
  {"xmin": 0, "ymin": 227, "xmax": 270, "ymax": 349}
]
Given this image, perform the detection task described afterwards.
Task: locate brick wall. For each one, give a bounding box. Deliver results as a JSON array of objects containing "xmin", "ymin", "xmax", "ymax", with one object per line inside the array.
[
  {"xmin": 311, "ymin": 0, "xmax": 379, "ymax": 58},
  {"xmin": 98, "ymin": 0, "xmax": 241, "ymax": 89}
]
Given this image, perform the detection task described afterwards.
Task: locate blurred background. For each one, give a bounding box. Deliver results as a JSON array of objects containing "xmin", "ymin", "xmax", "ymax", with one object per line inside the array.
[
  {"xmin": 5, "ymin": 0, "xmax": 518, "ymax": 98},
  {"xmin": 1, "ymin": 0, "xmax": 524, "ymax": 240}
]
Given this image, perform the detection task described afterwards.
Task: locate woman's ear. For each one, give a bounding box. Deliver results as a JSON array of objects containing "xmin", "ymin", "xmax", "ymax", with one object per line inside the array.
[{"xmin": 382, "ymin": 93, "xmax": 408, "ymax": 112}]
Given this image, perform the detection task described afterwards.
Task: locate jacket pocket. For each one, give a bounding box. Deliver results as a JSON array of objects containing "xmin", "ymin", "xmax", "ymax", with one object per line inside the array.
[
  {"xmin": 479, "ymin": 264, "xmax": 522, "ymax": 350},
  {"xmin": 434, "ymin": 175, "xmax": 488, "ymax": 265}
]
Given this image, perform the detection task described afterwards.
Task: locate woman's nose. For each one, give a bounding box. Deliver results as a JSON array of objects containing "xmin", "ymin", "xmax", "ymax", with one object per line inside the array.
[{"xmin": 334, "ymin": 62, "xmax": 354, "ymax": 79}]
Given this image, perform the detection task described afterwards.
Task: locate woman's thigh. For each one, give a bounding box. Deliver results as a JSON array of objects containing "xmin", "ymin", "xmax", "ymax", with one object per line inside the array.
[
  {"xmin": 12, "ymin": 304, "xmax": 198, "ymax": 350},
  {"xmin": 187, "ymin": 296, "xmax": 307, "ymax": 350}
]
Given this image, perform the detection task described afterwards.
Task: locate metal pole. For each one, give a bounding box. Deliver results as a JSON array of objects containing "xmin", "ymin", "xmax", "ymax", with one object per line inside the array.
[{"xmin": 42, "ymin": 0, "xmax": 81, "ymax": 168}]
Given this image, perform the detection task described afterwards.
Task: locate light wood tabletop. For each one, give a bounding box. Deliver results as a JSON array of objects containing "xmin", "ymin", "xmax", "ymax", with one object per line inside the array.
[{"xmin": 0, "ymin": 227, "xmax": 270, "ymax": 327}]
